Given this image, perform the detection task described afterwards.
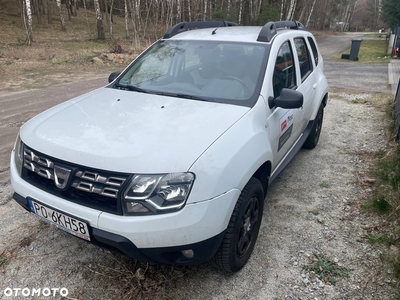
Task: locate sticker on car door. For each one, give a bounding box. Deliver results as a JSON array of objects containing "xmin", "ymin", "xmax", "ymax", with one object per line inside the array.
[{"xmin": 278, "ymin": 110, "xmax": 294, "ymax": 151}]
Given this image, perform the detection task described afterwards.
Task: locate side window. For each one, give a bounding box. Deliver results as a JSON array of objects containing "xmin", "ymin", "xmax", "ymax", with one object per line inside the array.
[
  {"xmin": 273, "ymin": 41, "xmax": 296, "ymax": 98},
  {"xmin": 294, "ymin": 38, "xmax": 313, "ymax": 81},
  {"xmin": 307, "ymin": 37, "xmax": 319, "ymax": 66}
]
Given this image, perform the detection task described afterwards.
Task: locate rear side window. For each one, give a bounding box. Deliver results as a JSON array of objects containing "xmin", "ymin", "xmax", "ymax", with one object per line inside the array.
[
  {"xmin": 294, "ymin": 38, "xmax": 313, "ymax": 81},
  {"xmin": 307, "ymin": 37, "xmax": 319, "ymax": 66}
]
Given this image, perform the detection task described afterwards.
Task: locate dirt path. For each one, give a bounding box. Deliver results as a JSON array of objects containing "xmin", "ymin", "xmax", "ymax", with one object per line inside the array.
[{"xmin": 0, "ymin": 34, "xmax": 398, "ymax": 300}]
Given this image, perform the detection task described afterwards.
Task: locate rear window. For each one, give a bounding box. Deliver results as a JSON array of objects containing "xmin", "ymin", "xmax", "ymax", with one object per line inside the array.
[
  {"xmin": 294, "ymin": 38, "xmax": 313, "ymax": 81},
  {"xmin": 307, "ymin": 37, "xmax": 319, "ymax": 66}
]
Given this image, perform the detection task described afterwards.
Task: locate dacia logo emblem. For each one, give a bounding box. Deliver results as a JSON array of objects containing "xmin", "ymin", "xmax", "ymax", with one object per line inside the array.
[{"xmin": 53, "ymin": 165, "xmax": 71, "ymax": 189}]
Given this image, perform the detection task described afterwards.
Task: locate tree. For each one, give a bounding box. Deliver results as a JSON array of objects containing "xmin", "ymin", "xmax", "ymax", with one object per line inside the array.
[
  {"xmin": 46, "ymin": 0, "xmax": 52, "ymax": 24},
  {"xmin": 94, "ymin": 0, "xmax": 105, "ymax": 39},
  {"xmin": 56, "ymin": 0, "xmax": 66, "ymax": 31},
  {"xmin": 124, "ymin": 0, "xmax": 129, "ymax": 38},
  {"xmin": 24, "ymin": 0, "xmax": 34, "ymax": 45},
  {"xmin": 382, "ymin": 0, "xmax": 400, "ymax": 28}
]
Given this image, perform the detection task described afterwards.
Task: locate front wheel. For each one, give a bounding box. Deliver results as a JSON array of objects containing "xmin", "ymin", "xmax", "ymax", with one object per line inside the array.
[
  {"xmin": 211, "ymin": 177, "xmax": 264, "ymax": 273},
  {"xmin": 303, "ymin": 103, "xmax": 324, "ymax": 149}
]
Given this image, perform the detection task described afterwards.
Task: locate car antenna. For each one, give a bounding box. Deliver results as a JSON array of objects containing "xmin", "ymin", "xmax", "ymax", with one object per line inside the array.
[{"xmin": 212, "ymin": 21, "xmax": 224, "ymax": 35}]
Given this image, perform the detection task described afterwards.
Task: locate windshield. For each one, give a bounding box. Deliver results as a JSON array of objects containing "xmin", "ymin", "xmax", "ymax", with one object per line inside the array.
[{"xmin": 115, "ymin": 40, "xmax": 267, "ymax": 106}]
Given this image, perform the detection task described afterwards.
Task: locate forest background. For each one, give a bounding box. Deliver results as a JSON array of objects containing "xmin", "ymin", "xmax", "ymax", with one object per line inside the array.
[{"xmin": 0, "ymin": 0, "xmax": 399, "ymax": 92}]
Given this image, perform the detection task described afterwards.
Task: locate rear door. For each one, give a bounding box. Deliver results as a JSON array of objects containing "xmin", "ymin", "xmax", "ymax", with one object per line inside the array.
[{"xmin": 293, "ymin": 36, "xmax": 317, "ymax": 129}]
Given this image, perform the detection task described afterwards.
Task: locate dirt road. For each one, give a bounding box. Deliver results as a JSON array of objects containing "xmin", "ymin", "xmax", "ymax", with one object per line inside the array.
[{"xmin": 0, "ymin": 33, "xmax": 398, "ymax": 300}]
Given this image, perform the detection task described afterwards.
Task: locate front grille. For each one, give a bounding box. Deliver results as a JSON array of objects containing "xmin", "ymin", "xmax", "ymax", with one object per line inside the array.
[{"xmin": 22, "ymin": 145, "xmax": 130, "ymax": 215}]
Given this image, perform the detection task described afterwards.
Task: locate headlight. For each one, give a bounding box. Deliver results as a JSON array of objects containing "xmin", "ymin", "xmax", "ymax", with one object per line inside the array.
[
  {"xmin": 123, "ymin": 172, "xmax": 195, "ymax": 215},
  {"xmin": 13, "ymin": 134, "xmax": 23, "ymax": 176}
]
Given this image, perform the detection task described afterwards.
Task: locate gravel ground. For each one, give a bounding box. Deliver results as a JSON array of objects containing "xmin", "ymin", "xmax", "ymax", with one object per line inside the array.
[{"xmin": 0, "ymin": 33, "xmax": 399, "ymax": 300}]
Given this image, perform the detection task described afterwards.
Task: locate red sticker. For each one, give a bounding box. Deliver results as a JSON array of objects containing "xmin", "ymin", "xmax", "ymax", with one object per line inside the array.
[{"xmin": 281, "ymin": 120, "xmax": 287, "ymax": 131}]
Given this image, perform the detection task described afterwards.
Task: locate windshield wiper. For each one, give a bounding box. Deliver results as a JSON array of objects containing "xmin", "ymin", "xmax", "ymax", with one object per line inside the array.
[
  {"xmin": 115, "ymin": 84, "xmax": 150, "ymax": 94},
  {"xmin": 156, "ymin": 92, "xmax": 210, "ymax": 102}
]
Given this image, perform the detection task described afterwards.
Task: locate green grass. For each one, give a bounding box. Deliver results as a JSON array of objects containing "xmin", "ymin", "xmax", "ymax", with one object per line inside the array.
[
  {"xmin": 303, "ymin": 253, "xmax": 350, "ymax": 285},
  {"xmin": 319, "ymin": 182, "xmax": 331, "ymax": 188},
  {"xmin": 367, "ymin": 233, "xmax": 397, "ymax": 246},
  {"xmin": 339, "ymin": 39, "xmax": 391, "ymax": 63},
  {"xmin": 367, "ymin": 233, "xmax": 393, "ymax": 245},
  {"xmin": 374, "ymin": 159, "xmax": 400, "ymax": 191},
  {"xmin": 0, "ymin": 252, "xmax": 10, "ymax": 268},
  {"xmin": 362, "ymin": 194, "xmax": 393, "ymax": 214},
  {"xmin": 0, "ymin": 257, "xmax": 8, "ymax": 267}
]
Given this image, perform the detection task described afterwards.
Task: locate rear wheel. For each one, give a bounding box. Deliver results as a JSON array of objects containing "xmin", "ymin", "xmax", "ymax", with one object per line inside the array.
[
  {"xmin": 303, "ymin": 103, "xmax": 324, "ymax": 149},
  {"xmin": 211, "ymin": 177, "xmax": 264, "ymax": 273}
]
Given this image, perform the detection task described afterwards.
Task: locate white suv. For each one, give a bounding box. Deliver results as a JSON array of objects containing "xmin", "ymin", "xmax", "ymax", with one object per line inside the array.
[{"xmin": 10, "ymin": 21, "xmax": 328, "ymax": 273}]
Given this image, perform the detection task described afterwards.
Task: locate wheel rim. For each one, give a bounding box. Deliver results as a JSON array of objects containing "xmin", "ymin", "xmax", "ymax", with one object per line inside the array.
[{"xmin": 237, "ymin": 194, "xmax": 260, "ymax": 258}]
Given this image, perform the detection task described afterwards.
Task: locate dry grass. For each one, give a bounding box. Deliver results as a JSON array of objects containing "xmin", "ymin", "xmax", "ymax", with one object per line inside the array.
[
  {"xmin": 0, "ymin": 0, "xmax": 338, "ymax": 94},
  {"xmin": 0, "ymin": 0, "xmax": 155, "ymax": 93},
  {"xmin": 82, "ymin": 252, "xmax": 193, "ymax": 300},
  {"xmin": 350, "ymin": 92, "xmax": 400, "ymax": 282}
]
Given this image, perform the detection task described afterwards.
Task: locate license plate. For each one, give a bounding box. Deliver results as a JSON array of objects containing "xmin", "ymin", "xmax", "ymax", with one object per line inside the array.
[{"xmin": 28, "ymin": 199, "xmax": 91, "ymax": 241}]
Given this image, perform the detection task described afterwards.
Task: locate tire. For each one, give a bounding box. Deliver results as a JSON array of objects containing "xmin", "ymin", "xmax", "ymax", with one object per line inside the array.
[
  {"xmin": 303, "ymin": 103, "xmax": 324, "ymax": 149},
  {"xmin": 211, "ymin": 177, "xmax": 264, "ymax": 273}
]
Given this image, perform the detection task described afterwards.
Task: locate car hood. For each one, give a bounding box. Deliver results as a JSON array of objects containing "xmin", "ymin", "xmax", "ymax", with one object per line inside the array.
[{"xmin": 21, "ymin": 88, "xmax": 249, "ymax": 173}]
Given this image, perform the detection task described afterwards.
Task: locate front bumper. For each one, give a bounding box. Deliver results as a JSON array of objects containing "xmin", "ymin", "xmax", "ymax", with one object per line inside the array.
[
  {"xmin": 11, "ymin": 152, "xmax": 240, "ymax": 265},
  {"xmin": 13, "ymin": 192, "xmax": 226, "ymax": 264}
]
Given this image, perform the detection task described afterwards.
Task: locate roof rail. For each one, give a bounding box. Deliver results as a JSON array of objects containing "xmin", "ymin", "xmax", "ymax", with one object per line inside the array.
[
  {"xmin": 257, "ymin": 20, "xmax": 305, "ymax": 43},
  {"xmin": 163, "ymin": 21, "xmax": 238, "ymax": 39}
]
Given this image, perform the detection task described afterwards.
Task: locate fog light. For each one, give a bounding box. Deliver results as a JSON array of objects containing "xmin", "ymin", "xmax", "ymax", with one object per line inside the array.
[
  {"xmin": 181, "ymin": 249, "xmax": 194, "ymax": 259},
  {"xmin": 126, "ymin": 202, "xmax": 150, "ymax": 213}
]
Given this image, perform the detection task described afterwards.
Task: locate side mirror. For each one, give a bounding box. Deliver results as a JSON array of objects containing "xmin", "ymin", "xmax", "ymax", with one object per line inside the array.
[
  {"xmin": 268, "ymin": 88, "xmax": 303, "ymax": 109},
  {"xmin": 108, "ymin": 71, "xmax": 121, "ymax": 83}
]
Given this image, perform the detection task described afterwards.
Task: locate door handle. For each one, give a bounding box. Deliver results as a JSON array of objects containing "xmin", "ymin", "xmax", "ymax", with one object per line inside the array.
[{"xmin": 313, "ymin": 84, "xmax": 317, "ymax": 89}]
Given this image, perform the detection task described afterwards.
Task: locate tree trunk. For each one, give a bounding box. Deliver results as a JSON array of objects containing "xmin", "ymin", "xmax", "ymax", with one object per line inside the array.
[
  {"xmin": 109, "ymin": 0, "xmax": 114, "ymax": 36},
  {"xmin": 56, "ymin": 0, "xmax": 66, "ymax": 31},
  {"xmin": 188, "ymin": 0, "xmax": 192, "ymax": 21},
  {"xmin": 128, "ymin": 0, "xmax": 139, "ymax": 49},
  {"xmin": 124, "ymin": 0, "xmax": 129, "ymax": 38},
  {"xmin": 135, "ymin": 0, "xmax": 142, "ymax": 31},
  {"xmin": 46, "ymin": 0, "xmax": 52, "ymax": 24},
  {"xmin": 142, "ymin": 0, "xmax": 152, "ymax": 39},
  {"xmin": 34, "ymin": 0, "xmax": 41, "ymax": 24},
  {"xmin": 347, "ymin": 0, "xmax": 359, "ymax": 31},
  {"xmin": 25, "ymin": 0, "xmax": 33, "ymax": 45},
  {"xmin": 66, "ymin": 0, "xmax": 71, "ymax": 21},
  {"xmin": 94, "ymin": 0, "xmax": 105, "ymax": 39},
  {"xmin": 82, "ymin": 0, "xmax": 91, "ymax": 36},
  {"xmin": 238, "ymin": 0, "xmax": 243, "ymax": 24},
  {"xmin": 103, "ymin": 0, "xmax": 110, "ymax": 32},
  {"xmin": 305, "ymin": 0, "xmax": 316, "ymax": 28},
  {"xmin": 286, "ymin": 0, "xmax": 296, "ymax": 20},
  {"xmin": 298, "ymin": 1, "xmax": 306, "ymax": 24},
  {"xmin": 177, "ymin": 0, "xmax": 182, "ymax": 22}
]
